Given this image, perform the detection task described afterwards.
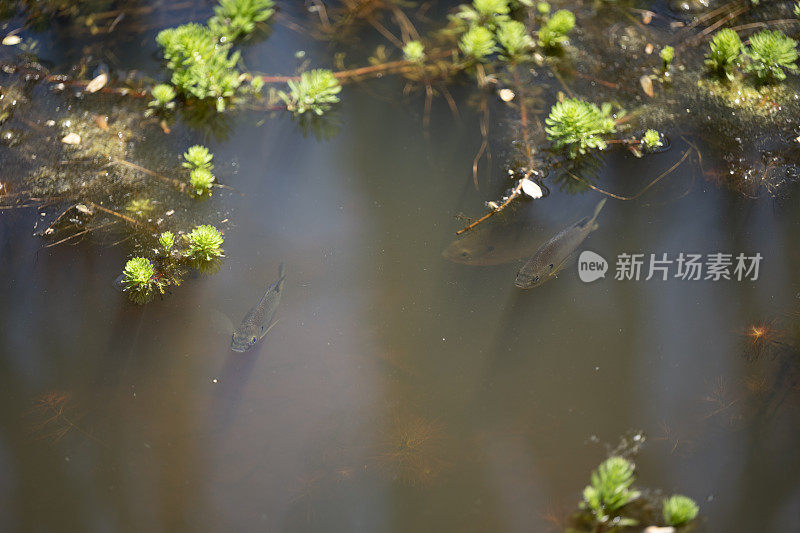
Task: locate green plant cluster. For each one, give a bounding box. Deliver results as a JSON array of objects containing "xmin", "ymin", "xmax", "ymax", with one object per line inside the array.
[
  {"xmin": 183, "ymin": 145, "xmax": 215, "ymax": 196},
  {"xmin": 148, "ymin": 84, "xmax": 176, "ymax": 109},
  {"xmin": 538, "ymin": 9, "xmax": 575, "ymax": 49},
  {"xmin": 208, "ymin": 0, "xmax": 274, "ymax": 42},
  {"xmin": 403, "ymin": 40, "xmax": 426, "ymax": 62},
  {"xmin": 705, "ymin": 28, "xmax": 798, "ymax": 83},
  {"xmin": 119, "ymin": 225, "xmax": 225, "ymax": 304},
  {"xmin": 451, "ymin": 0, "xmax": 558, "ymax": 63},
  {"xmin": 544, "ymin": 98, "xmax": 617, "ymax": 157},
  {"xmin": 660, "ymin": 45, "xmax": 674, "ymax": 72},
  {"xmin": 641, "ymin": 129, "xmax": 663, "ymax": 150},
  {"xmin": 278, "ymin": 69, "xmax": 342, "ymax": 116},
  {"xmin": 580, "ymin": 456, "xmax": 641, "ymax": 527},
  {"xmin": 663, "ymin": 494, "xmax": 699, "ymax": 527}
]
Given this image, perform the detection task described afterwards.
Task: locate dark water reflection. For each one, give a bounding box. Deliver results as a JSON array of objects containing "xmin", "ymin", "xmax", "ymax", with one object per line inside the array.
[{"xmin": 3, "ymin": 1, "xmax": 800, "ymax": 531}]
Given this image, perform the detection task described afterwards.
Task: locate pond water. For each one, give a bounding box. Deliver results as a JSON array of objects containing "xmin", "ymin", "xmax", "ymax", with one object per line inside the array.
[{"xmin": 2, "ymin": 0, "xmax": 800, "ymax": 531}]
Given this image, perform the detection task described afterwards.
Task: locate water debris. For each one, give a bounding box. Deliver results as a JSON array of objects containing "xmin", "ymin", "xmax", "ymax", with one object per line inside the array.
[
  {"xmin": 60, "ymin": 132, "xmax": 81, "ymax": 145},
  {"xmin": 375, "ymin": 414, "xmax": 448, "ymax": 487},
  {"xmin": 498, "ymin": 88, "xmax": 515, "ymax": 101},
  {"xmin": 231, "ymin": 263, "xmax": 286, "ymax": 352},
  {"xmin": 520, "ymin": 177, "xmax": 543, "ymax": 198},
  {"xmin": 84, "ymin": 73, "xmax": 108, "ymax": 93},
  {"xmin": 640, "ymin": 75, "xmax": 654, "ymax": 97},
  {"xmin": 515, "ymin": 198, "xmax": 606, "ymax": 289},
  {"xmin": 2, "ymin": 34, "xmax": 21, "ymax": 46}
]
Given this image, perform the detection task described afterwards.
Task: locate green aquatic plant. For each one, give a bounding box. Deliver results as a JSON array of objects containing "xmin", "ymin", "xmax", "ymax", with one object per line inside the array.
[
  {"xmin": 473, "ymin": 0, "xmax": 510, "ymax": 18},
  {"xmin": 156, "ymin": 23, "xmax": 243, "ymax": 110},
  {"xmin": 182, "ymin": 145, "xmax": 214, "ymax": 170},
  {"xmin": 185, "ymin": 225, "xmax": 225, "ymax": 262},
  {"xmin": 641, "ymin": 129, "xmax": 663, "ymax": 150},
  {"xmin": 538, "ymin": 9, "xmax": 575, "ymax": 49},
  {"xmin": 660, "ymin": 45, "xmax": 675, "ymax": 72},
  {"xmin": 545, "ymin": 98, "xmax": 616, "ymax": 157},
  {"xmin": 580, "ymin": 456, "xmax": 641, "ymax": 527},
  {"xmin": 148, "ymin": 84, "xmax": 176, "ymax": 109},
  {"xmin": 452, "ymin": 0, "xmax": 510, "ymax": 30},
  {"xmin": 459, "ymin": 25, "xmax": 497, "ymax": 60},
  {"xmin": 496, "ymin": 20, "xmax": 534, "ymax": 61},
  {"xmin": 279, "ymin": 69, "xmax": 342, "ymax": 116},
  {"xmin": 662, "ymin": 494, "xmax": 699, "ymax": 527},
  {"xmin": 705, "ymin": 28, "xmax": 742, "ymax": 80},
  {"xmin": 189, "ymin": 167, "xmax": 215, "ymax": 196},
  {"xmin": 208, "ymin": 0, "xmax": 274, "ymax": 42},
  {"xmin": 744, "ymin": 29, "xmax": 799, "ymax": 82},
  {"xmin": 536, "ymin": 1, "xmax": 551, "ymax": 15},
  {"xmin": 795, "ymin": 1, "xmax": 800, "ymax": 17},
  {"xmin": 403, "ymin": 40, "xmax": 426, "ymax": 63},
  {"xmin": 121, "ymin": 257, "xmax": 157, "ymax": 304},
  {"xmin": 158, "ymin": 231, "xmax": 175, "ymax": 252}
]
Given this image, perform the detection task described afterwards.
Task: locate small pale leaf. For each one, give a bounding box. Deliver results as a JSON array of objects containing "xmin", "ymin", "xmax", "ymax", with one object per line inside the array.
[
  {"xmin": 2, "ymin": 35, "xmax": 21, "ymax": 46},
  {"xmin": 61, "ymin": 133, "xmax": 81, "ymax": 145},
  {"xmin": 639, "ymin": 75, "xmax": 654, "ymax": 98},
  {"xmin": 85, "ymin": 73, "xmax": 108, "ymax": 93}
]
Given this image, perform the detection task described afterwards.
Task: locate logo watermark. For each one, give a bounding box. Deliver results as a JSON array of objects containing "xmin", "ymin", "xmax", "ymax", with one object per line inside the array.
[
  {"xmin": 578, "ymin": 252, "xmax": 762, "ymax": 282},
  {"xmin": 578, "ymin": 251, "xmax": 608, "ymax": 283}
]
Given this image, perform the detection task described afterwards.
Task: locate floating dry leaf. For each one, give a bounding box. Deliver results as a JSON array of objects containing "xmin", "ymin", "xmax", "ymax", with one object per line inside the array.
[
  {"xmin": 61, "ymin": 132, "xmax": 81, "ymax": 145},
  {"xmin": 645, "ymin": 43, "xmax": 654, "ymax": 55},
  {"xmin": 640, "ymin": 75, "xmax": 654, "ymax": 98},
  {"xmin": 85, "ymin": 73, "xmax": 108, "ymax": 93}
]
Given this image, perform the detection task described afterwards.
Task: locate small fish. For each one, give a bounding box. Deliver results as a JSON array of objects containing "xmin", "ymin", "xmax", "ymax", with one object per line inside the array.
[
  {"xmin": 442, "ymin": 215, "xmax": 542, "ymax": 266},
  {"xmin": 515, "ymin": 198, "xmax": 606, "ymax": 289},
  {"xmin": 231, "ymin": 263, "xmax": 286, "ymax": 352}
]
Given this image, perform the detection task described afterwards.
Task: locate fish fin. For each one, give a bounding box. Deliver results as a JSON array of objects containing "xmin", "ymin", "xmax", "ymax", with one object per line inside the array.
[
  {"xmin": 210, "ymin": 308, "xmax": 235, "ymax": 336},
  {"xmin": 259, "ymin": 319, "xmax": 280, "ymax": 340},
  {"xmin": 589, "ymin": 198, "xmax": 607, "ymax": 224},
  {"xmin": 592, "ymin": 222, "xmax": 599, "ymax": 231},
  {"xmin": 275, "ymin": 262, "xmax": 286, "ymax": 292}
]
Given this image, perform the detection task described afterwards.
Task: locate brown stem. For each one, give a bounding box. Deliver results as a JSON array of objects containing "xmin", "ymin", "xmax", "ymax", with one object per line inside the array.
[{"xmin": 455, "ymin": 179, "xmax": 525, "ymax": 235}]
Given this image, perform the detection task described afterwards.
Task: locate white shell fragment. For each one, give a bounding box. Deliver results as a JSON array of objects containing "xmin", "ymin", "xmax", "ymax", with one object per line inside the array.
[
  {"xmin": 520, "ymin": 178, "xmax": 543, "ymax": 199},
  {"xmin": 61, "ymin": 133, "xmax": 81, "ymax": 145},
  {"xmin": 2, "ymin": 35, "xmax": 21, "ymax": 46},
  {"xmin": 498, "ymin": 88, "xmax": 515, "ymax": 102},
  {"xmin": 85, "ymin": 73, "xmax": 108, "ymax": 93}
]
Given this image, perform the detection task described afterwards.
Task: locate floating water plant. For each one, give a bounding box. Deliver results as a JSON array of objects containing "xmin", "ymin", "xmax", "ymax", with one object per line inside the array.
[
  {"xmin": 158, "ymin": 231, "xmax": 175, "ymax": 252},
  {"xmin": 148, "ymin": 84, "xmax": 176, "ymax": 109},
  {"xmin": 662, "ymin": 494, "xmax": 699, "ymax": 527},
  {"xmin": 705, "ymin": 29, "xmax": 742, "ymax": 80},
  {"xmin": 278, "ymin": 69, "xmax": 342, "ymax": 116},
  {"xmin": 580, "ymin": 456, "xmax": 641, "ymax": 527},
  {"xmin": 121, "ymin": 257, "xmax": 158, "ymax": 304},
  {"xmin": 641, "ymin": 129, "xmax": 664, "ymax": 151},
  {"xmin": 189, "ymin": 167, "xmax": 215, "ymax": 196},
  {"xmin": 538, "ymin": 9, "xmax": 575, "ymax": 49},
  {"xmin": 545, "ymin": 98, "xmax": 617, "ymax": 157},
  {"xmin": 403, "ymin": 40, "xmax": 426, "ymax": 63},
  {"xmin": 459, "ymin": 25, "xmax": 497, "ymax": 60},
  {"xmin": 156, "ymin": 23, "xmax": 244, "ymax": 110},
  {"xmin": 744, "ymin": 29, "xmax": 799, "ymax": 83},
  {"xmin": 208, "ymin": 0, "xmax": 275, "ymax": 42},
  {"xmin": 660, "ymin": 45, "xmax": 675, "ymax": 73},
  {"xmin": 183, "ymin": 145, "xmax": 214, "ymax": 170},
  {"xmin": 185, "ymin": 224, "xmax": 225, "ymax": 262},
  {"xmin": 496, "ymin": 20, "xmax": 534, "ymax": 61}
]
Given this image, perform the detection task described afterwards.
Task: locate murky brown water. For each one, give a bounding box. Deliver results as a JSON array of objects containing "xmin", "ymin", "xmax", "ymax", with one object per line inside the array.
[{"xmin": 3, "ymin": 1, "xmax": 800, "ymax": 531}]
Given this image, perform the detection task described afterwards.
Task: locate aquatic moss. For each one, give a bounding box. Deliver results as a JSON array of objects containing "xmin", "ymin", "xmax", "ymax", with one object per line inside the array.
[
  {"xmin": 473, "ymin": 0, "xmax": 510, "ymax": 18},
  {"xmin": 403, "ymin": 40, "xmax": 426, "ymax": 63},
  {"xmin": 185, "ymin": 225, "xmax": 224, "ymax": 261},
  {"xmin": 545, "ymin": 98, "xmax": 616, "ymax": 157},
  {"xmin": 182, "ymin": 145, "xmax": 214, "ymax": 170},
  {"xmin": 189, "ymin": 167, "xmax": 215, "ymax": 196},
  {"xmin": 705, "ymin": 28, "xmax": 742, "ymax": 80},
  {"xmin": 662, "ymin": 494, "xmax": 699, "ymax": 527},
  {"xmin": 744, "ymin": 29, "xmax": 799, "ymax": 83},
  {"xmin": 122, "ymin": 257, "xmax": 156, "ymax": 304},
  {"xmin": 158, "ymin": 231, "xmax": 175, "ymax": 252},
  {"xmin": 459, "ymin": 25, "xmax": 497, "ymax": 60},
  {"xmin": 156, "ymin": 23, "xmax": 243, "ymax": 110},
  {"xmin": 149, "ymin": 84, "xmax": 176, "ymax": 108},
  {"xmin": 641, "ymin": 129, "xmax": 663, "ymax": 150},
  {"xmin": 279, "ymin": 69, "xmax": 342, "ymax": 116},
  {"xmin": 660, "ymin": 45, "xmax": 675, "ymax": 72},
  {"xmin": 580, "ymin": 456, "xmax": 641, "ymax": 526},
  {"xmin": 538, "ymin": 9, "xmax": 574, "ymax": 49},
  {"xmin": 496, "ymin": 20, "xmax": 533, "ymax": 61},
  {"xmin": 208, "ymin": 0, "xmax": 275, "ymax": 42}
]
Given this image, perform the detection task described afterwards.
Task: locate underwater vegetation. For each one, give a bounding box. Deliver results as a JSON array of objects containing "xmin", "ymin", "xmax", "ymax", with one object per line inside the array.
[
  {"xmin": 25, "ymin": 391, "xmax": 103, "ymax": 446},
  {"xmin": 375, "ymin": 414, "xmax": 449, "ymax": 487},
  {"xmin": 569, "ymin": 453, "xmax": 699, "ymax": 531}
]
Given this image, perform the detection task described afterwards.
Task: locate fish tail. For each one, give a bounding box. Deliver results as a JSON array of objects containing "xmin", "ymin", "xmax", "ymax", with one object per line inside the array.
[
  {"xmin": 276, "ymin": 262, "xmax": 286, "ymax": 291},
  {"xmin": 588, "ymin": 198, "xmax": 607, "ymax": 230}
]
